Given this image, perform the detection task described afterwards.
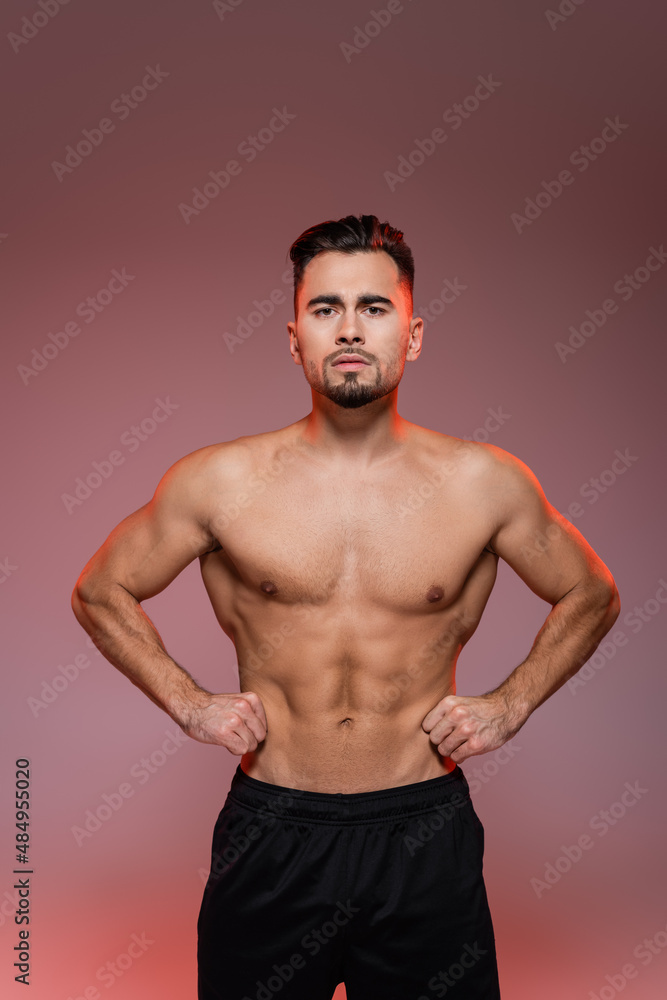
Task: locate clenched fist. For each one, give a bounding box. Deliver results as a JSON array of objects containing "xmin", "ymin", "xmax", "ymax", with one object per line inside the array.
[
  {"xmin": 422, "ymin": 691, "xmax": 524, "ymax": 764},
  {"xmin": 179, "ymin": 691, "xmax": 268, "ymax": 754}
]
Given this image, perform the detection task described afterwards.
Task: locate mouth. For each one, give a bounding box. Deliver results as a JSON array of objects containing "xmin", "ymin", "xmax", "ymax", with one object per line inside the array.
[{"xmin": 332, "ymin": 355, "xmax": 371, "ymax": 370}]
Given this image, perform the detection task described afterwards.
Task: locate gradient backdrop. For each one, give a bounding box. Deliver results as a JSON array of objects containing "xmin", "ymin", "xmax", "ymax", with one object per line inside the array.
[{"xmin": 2, "ymin": 1, "xmax": 666, "ymax": 997}]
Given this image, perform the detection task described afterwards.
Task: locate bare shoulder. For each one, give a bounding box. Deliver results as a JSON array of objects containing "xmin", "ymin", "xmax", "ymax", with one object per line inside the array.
[
  {"xmin": 156, "ymin": 426, "xmax": 306, "ymax": 518},
  {"xmin": 449, "ymin": 440, "xmax": 617, "ymax": 602},
  {"xmin": 457, "ymin": 438, "xmax": 540, "ymax": 481},
  {"xmin": 407, "ymin": 428, "xmax": 550, "ymax": 550},
  {"xmin": 409, "ymin": 424, "xmax": 533, "ymax": 485},
  {"xmin": 443, "ymin": 438, "xmax": 549, "ymax": 511},
  {"xmin": 212, "ymin": 424, "xmax": 307, "ymax": 479},
  {"xmin": 160, "ymin": 426, "xmax": 294, "ymax": 482},
  {"xmin": 456, "ymin": 440, "xmax": 561, "ymax": 559},
  {"xmin": 154, "ymin": 439, "xmax": 248, "ymax": 494},
  {"xmin": 467, "ymin": 440, "xmax": 548, "ymax": 495}
]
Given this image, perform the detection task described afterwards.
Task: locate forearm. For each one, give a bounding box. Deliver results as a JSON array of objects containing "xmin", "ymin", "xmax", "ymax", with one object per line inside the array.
[
  {"xmin": 489, "ymin": 582, "xmax": 620, "ymax": 723},
  {"xmin": 71, "ymin": 583, "xmax": 211, "ymax": 725}
]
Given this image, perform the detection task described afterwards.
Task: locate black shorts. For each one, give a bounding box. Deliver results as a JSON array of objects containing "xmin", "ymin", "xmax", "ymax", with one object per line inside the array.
[{"xmin": 198, "ymin": 764, "xmax": 501, "ymax": 1000}]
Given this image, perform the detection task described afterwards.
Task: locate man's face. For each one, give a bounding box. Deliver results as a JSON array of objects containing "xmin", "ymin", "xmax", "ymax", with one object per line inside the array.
[{"xmin": 287, "ymin": 250, "xmax": 422, "ymax": 409}]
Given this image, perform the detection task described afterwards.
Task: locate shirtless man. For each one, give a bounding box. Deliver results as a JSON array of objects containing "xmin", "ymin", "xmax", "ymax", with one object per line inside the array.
[{"xmin": 71, "ymin": 214, "xmax": 620, "ymax": 999}]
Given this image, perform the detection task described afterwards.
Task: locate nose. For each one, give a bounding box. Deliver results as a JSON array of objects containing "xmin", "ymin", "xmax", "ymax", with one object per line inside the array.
[{"xmin": 336, "ymin": 309, "xmax": 364, "ymax": 345}]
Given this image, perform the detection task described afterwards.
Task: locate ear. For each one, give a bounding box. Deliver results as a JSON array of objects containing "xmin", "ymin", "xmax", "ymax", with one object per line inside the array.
[
  {"xmin": 406, "ymin": 315, "xmax": 424, "ymax": 361},
  {"xmin": 288, "ymin": 322, "xmax": 302, "ymax": 366}
]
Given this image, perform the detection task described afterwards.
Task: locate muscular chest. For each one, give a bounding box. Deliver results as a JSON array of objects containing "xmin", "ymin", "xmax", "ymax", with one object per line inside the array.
[{"xmin": 206, "ymin": 459, "xmax": 492, "ymax": 613}]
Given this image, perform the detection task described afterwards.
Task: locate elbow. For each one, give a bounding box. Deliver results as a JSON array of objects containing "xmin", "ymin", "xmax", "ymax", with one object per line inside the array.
[
  {"xmin": 71, "ymin": 582, "xmax": 89, "ymax": 625},
  {"xmin": 71, "ymin": 575, "xmax": 129, "ymax": 626},
  {"xmin": 606, "ymin": 582, "xmax": 621, "ymax": 626},
  {"xmin": 570, "ymin": 572, "xmax": 621, "ymax": 626},
  {"xmin": 592, "ymin": 577, "xmax": 621, "ymax": 629},
  {"xmin": 71, "ymin": 572, "xmax": 100, "ymax": 625}
]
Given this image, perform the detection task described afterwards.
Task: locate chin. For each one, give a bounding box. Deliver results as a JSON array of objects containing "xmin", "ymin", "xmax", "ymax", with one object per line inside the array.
[{"xmin": 335, "ymin": 398, "xmax": 375, "ymax": 410}]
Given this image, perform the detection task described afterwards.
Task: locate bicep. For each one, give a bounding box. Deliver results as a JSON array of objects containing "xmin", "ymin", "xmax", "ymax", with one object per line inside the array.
[
  {"xmin": 486, "ymin": 450, "xmax": 615, "ymax": 605},
  {"xmin": 74, "ymin": 456, "xmax": 216, "ymax": 605}
]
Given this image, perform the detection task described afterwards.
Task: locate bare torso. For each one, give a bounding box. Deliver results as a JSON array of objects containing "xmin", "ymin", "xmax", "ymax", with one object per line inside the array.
[{"xmin": 198, "ymin": 417, "xmax": 500, "ymax": 793}]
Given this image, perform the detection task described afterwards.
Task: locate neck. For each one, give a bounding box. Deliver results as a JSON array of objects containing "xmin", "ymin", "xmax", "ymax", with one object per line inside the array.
[{"xmin": 300, "ymin": 389, "xmax": 408, "ymax": 466}]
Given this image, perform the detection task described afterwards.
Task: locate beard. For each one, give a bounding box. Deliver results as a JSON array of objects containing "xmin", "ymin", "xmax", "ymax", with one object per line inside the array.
[{"xmin": 306, "ymin": 357, "xmax": 404, "ymax": 409}]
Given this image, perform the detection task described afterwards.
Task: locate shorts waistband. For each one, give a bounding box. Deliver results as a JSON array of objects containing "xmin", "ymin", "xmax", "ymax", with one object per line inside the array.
[{"xmin": 227, "ymin": 764, "xmax": 471, "ymax": 824}]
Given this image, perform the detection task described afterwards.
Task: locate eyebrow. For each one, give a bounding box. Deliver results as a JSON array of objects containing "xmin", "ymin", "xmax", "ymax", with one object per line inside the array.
[{"xmin": 305, "ymin": 293, "xmax": 395, "ymax": 310}]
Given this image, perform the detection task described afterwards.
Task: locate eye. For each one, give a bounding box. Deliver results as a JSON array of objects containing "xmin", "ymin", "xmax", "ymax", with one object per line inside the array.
[
  {"xmin": 366, "ymin": 306, "xmax": 386, "ymax": 315},
  {"xmin": 314, "ymin": 307, "xmax": 335, "ymax": 316}
]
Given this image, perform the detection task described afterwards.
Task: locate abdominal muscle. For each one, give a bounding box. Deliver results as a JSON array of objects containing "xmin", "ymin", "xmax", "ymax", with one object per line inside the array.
[{"xmin": 236, "ymin": 625, "xmax": 461, "ymax": 794}]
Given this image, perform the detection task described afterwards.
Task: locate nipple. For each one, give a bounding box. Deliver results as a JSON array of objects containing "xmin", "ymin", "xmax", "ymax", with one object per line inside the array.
[
  {"xmin": 426, "ymin": 586, "xmax": 444, "ymax": 603},
  {"xmin": 260, "ymin": 580, "xmax": 278, "ymax": 595}
]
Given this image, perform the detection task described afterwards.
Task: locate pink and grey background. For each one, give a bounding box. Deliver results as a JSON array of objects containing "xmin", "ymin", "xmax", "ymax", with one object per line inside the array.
[{"xmin": 1, "ymin": 0, "xmax": 666, "ymax": 997}]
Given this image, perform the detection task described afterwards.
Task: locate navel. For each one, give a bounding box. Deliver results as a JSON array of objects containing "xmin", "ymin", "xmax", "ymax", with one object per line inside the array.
[
  {"xmin": 260, "ymin": 579, "xmax": 278, "ymax": 595},
  {"xmin": 426, "ymin": 585, "xmax": 444, "ymax": 603},
  {"xmin": 338, "ymin": 718, "xmax": 353, "ymax": 726}
]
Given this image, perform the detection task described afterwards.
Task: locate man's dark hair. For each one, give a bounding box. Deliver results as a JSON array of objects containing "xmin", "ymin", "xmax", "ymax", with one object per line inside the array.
[{"xmin": 288, "ymin": 214, "xmax": 414, "ymax": 317}]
